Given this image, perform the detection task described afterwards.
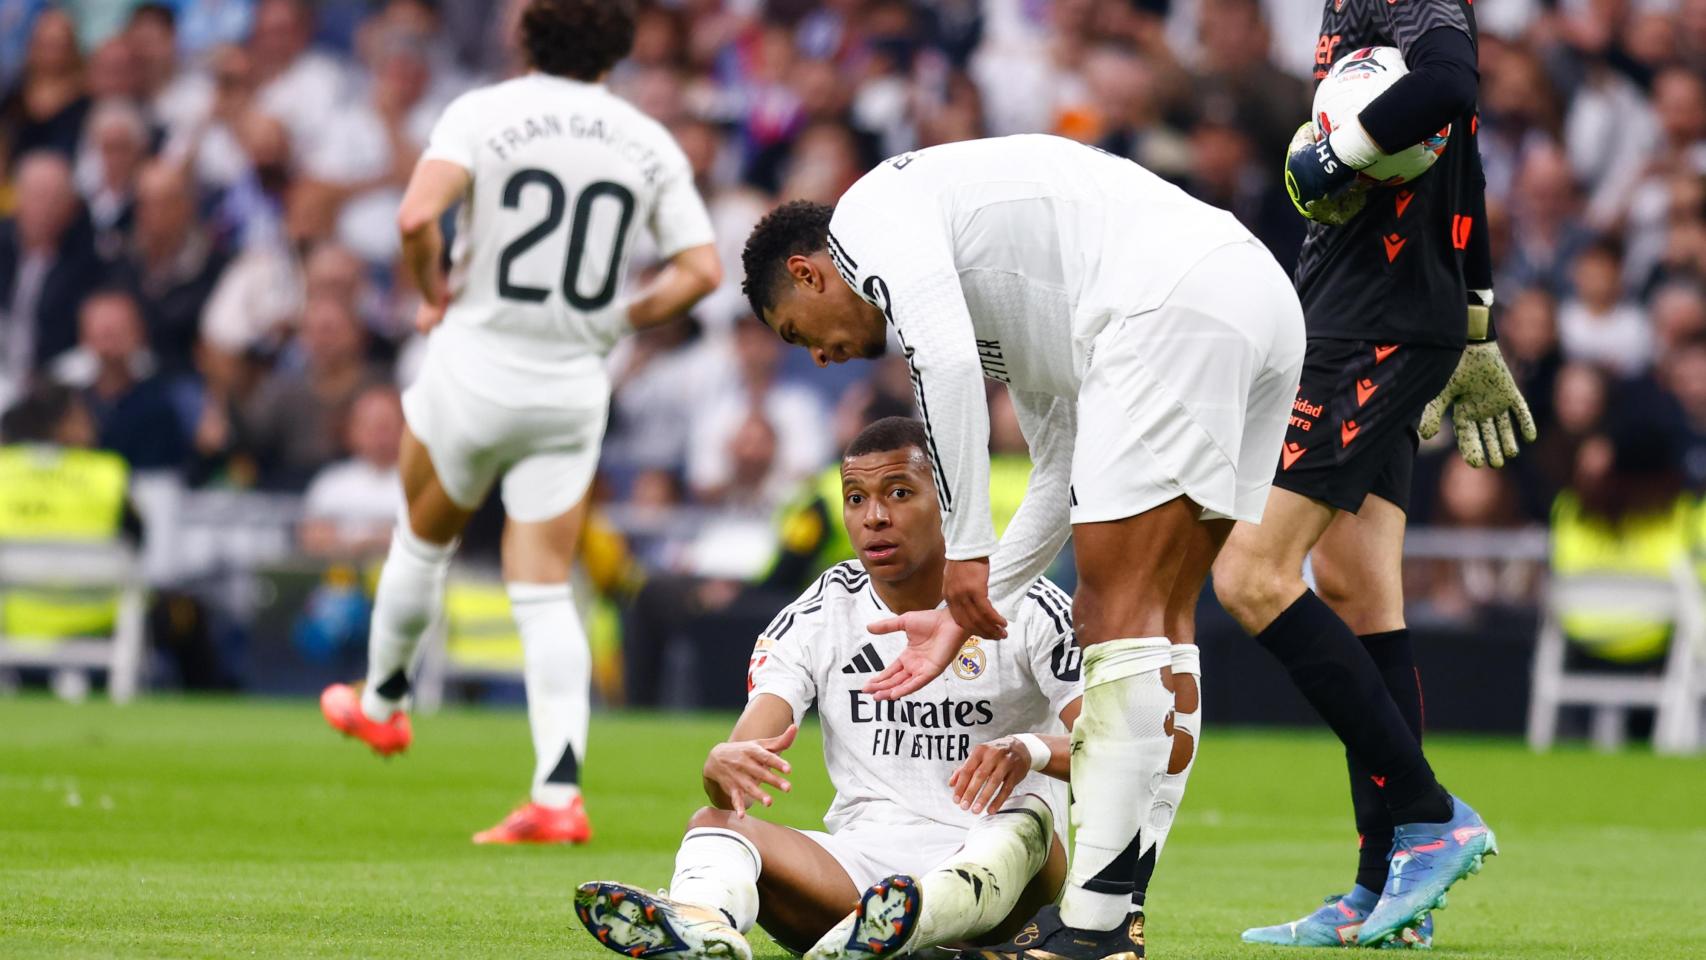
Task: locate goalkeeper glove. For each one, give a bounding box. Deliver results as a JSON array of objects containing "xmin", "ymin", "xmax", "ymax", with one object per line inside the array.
[
  {"xmin": 1283, "ymin": 123, "xmax": 1370, "ymax": 225},
  {"xmin": 1419, "ymin": 290, "xmax": 1539, "ymax": 468}
]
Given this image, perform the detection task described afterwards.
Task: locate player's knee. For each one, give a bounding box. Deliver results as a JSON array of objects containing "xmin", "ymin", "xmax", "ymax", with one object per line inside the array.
[
  {"xmin": 685, "ymin": 806, "xmax": 739, "ymax": 833},
  {"xmin": 1073, "ymin": 580, "xmax": 1168, "ymax": 644},
  {"xmin": 1211, "ymin": 549, "xmax": 1291, "ymax": 630}
]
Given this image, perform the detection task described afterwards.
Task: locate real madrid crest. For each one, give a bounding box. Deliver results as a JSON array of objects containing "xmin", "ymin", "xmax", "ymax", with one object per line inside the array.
[{"xmin": 952, "ymin": 637, "xmax": 986, "ymax": 680}]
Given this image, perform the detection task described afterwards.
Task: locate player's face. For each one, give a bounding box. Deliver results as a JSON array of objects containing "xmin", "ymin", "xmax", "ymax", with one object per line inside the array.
[
  {"xmin": 841, "ymin": 447, "xmax": 943, "ymax": 582},
  {"xmin": 764, "ymin": 252, "xmax": 888, "ymax": 367}
]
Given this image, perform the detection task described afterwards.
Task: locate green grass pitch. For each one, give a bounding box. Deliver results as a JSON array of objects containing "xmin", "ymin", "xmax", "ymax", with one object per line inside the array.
[{"xmin": 3, "ymin": 697, "xmax": 1705, "ymax": 958}]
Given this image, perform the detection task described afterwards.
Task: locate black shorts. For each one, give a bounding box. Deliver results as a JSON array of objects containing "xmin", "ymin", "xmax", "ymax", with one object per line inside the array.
[{"xmin": 1271, "ymin": 338, "xmax": 1461, "ymax": 514}]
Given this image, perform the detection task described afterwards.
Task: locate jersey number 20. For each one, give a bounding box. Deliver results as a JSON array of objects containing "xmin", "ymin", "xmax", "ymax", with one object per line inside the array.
[{"xmin": 496, "ymin": 169, "xmax": 635, "ymax": 310}]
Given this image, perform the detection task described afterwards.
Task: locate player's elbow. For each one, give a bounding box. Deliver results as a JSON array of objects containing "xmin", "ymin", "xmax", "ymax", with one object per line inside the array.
[
  {"xmin": 396, "ymin": 206, "xmax": 437, "ymax": 241},
  {"xmin": 675, "ymin": 244, "xmax": 724, "ymax": 297}
]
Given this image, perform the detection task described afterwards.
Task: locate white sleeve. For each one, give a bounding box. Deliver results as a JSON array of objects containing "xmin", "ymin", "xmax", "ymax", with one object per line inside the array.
[
  {"xmin": 1020, "ymin": 579, "xmax": 1083, "ymax": 722},
  {"xmin": 830, "ymin": 198, "xmax": 995, "ymax": 561},
  {"xmin": 987, "ymin": 389, "xmax": 1076, "ymax": 618},
  {"xmin": 648, "ymin": 133, "xmax": 715, "ymax": 259},
  {"xmin": 420, "ymin": 91, "xmax": 481, "ymax": 172},
  {"xmin": 746, "ymin": 603, "xmax": 822, "ymax": 726}
]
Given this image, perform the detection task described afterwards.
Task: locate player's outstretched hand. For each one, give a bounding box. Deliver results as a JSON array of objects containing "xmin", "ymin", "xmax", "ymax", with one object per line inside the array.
[
  {"xmin": 1420, "ymin": 340, "xmax": 1538, "ymax": 469},
  {"xmin": 704, "ymin": 724, "xmax": 797, "ymax": 818},
  {"xmin": 944, "ymin": 558, "xmax": 1007, "ymax": 640},
  {"xmin": 864, "ymin": 609, "xmax": 970, "ymax": 701},
  {"xmin": 949, "ymin": 737, "xmax": 1031, "ymax": 815}
]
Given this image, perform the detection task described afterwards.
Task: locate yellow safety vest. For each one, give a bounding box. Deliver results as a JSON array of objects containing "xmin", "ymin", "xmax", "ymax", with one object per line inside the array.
[
  {"xmin": 0, "ymin": 446, "xmax": 129, "ymax": 640},
  {"xmin": 1550, "ymin": 492, "xmax": 1697, "ymax": 663}
]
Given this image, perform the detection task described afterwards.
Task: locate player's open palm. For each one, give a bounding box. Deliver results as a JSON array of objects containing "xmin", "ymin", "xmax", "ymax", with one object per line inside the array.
[
  {"xmin": 864, "ymin": 609, "xmax": 969, "ymax": 701},
  {"xmin": 949, "ymin": 737, "xmax": 1031, "ymax": 815},
  {"xmin": 1420, "ymin": 341, "xmax": 1538, "ymax": 469},
  {"xmin": 704, "ymin": 724, "xmax": 796, "ymax": 817}
]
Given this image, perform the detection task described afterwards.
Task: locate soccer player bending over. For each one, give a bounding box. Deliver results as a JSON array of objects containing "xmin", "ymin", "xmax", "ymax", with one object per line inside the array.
[
  {"xmin": 742, "ymin": 135, "xmax": 1306, "ymax": 959},
  {"xmin": 575, "ymin": 417, "xmax": 1082, "ymax": 960},
  {"xmin": 318, "ymin": 0, "xmax": 720, "ymax": 844}
]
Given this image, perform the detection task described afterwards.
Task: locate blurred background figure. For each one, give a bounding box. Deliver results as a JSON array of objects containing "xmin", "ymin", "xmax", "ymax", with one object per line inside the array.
[{"xmin": 298, "ymin": 383, "xmax": 404, "ymax": 558}]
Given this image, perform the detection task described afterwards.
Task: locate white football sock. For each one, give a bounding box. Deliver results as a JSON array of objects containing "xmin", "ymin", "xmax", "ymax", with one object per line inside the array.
[
  {"xmin": 510, "ymin": 582, "xmax": 592, "ymax": 809},
  {"xmin": 360, "ymin": 522, "xmax": 455, "ymax": 722},
  {"xmin": 669, "ymin": 827, "xmax": 763, "ymax": 932},
  {"xmin": 1059, "ymin": 637, "xmax": 1174, "ymax": 932},
  {"xmin": 910, "ymin": 793, "xmax": 1054, "ymax": 952},
  {"xmin": 1132, "ymin": 644, "xmax": 1202, "ymax": 912}
]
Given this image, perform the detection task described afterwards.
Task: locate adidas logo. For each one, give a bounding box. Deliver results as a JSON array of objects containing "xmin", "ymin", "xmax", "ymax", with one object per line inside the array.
[{"xmin": 841, "ymin": 643, "xmax": 887, "ymax": 675}]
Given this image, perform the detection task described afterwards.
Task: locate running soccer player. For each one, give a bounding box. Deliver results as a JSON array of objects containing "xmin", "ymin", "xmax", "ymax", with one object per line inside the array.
[
  {"xmin": 741, "ymin": 135, "xmax": 1306, "ymax": 959},
  {"xmin": 1214, "ymin": 0, "xmax": 1522, "ymax": 948},
  {"xmin": 318, "ymin": 0, "xmax": 720, "ymax": 844},
  {"xmin": 574, "ymin": 417, "xmax": 1081, "ymax": 960}
]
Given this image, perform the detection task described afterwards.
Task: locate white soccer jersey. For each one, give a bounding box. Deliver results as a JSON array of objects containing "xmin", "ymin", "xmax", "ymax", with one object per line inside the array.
[
  {"xmin": 825, "ymin": 135, "xmax": 1254, "ymax": 609},
  {"xmin": 747, "ymin": 561, "xmax": 1081, "ymax": 837},
  {"xmin": 421, "ymin": 73, "xmax": 714, "ymax": 404}
]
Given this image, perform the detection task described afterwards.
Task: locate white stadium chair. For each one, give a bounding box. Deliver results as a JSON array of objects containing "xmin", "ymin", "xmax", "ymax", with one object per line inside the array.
[
  {"xmin": 0, "ymin": 542, "xmax": 148, "ymax": 703},
  {"xmin": 1527, "ymin": 565, "xmax": 1706, "ymax": 754}
]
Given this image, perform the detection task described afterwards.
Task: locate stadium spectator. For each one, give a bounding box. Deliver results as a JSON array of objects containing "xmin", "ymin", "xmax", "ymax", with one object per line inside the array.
[
  {"xmin": 235, "ymin": 295, "xmax": 386, "ymax": 491},
  {"xmin": 109, "ymin": 159, "xmax": 230, "ymax": 377},
  {"xmin": 76, "ymin": 98, "xmax": 149, "ymax": 256},
  {"xmin": 298, "ymin": 28, "xmax": 435, "ymax": 263},
  {"xmin": 1550, "ymin": 419, "xmax": 1694, "ymax": 668},
  {"xmin": 1190, "ymin": 0, "xmax": 1309, "ymax": 165},
  {"xmin": 1557, "ymin": 238, "xmax": 1652, "ymax": 377},
  {"xmin": 1502, "ymin": 143, "xmax": 1595, "ymax": 298},
  {"xmin": 0, "ymin": 150, "xmax": 102, "ymax": 400},
  {"xmin": 249, "ymin": 0, "xmax": 346, "ymax": 158},
  {"xmin": 86, "ymin": 35, "xmax": 145, "ymax": 105},
  {"xmin": 298, "ymin": 383, "xmax": 404, "ymax": 558},
  {"xmin": 163, "ymin": 44, "xmax": 261, "ymax": 193},
  {"xmin": 1663, "ymin": 334, "xmax": 1706, "ymax": 490},
  {"xmin": 126, "ymin": 4, "xmax": 210, "ymax": 140},
  {"xmin": 52, "ymin": 289, "xmax": 187, "ymax": 472},
  {"xmin": 687, "ymin": 320, "xmax": 828, "ymax": 508},
  {"xmin": 1, "ymin": 9, "xmax": 89, "ymax": 162}
]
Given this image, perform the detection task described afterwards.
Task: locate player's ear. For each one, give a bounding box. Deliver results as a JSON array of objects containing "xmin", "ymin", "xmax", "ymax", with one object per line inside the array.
[{"xmin": 784, "ymin": 253, "xmax": 819, "ymax": 290}]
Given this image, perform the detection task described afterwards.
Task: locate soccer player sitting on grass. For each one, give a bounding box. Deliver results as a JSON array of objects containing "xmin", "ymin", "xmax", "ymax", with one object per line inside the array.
[{"xmin": 575, "ymin": 416, "xmax": 1083, "ymax": 960}]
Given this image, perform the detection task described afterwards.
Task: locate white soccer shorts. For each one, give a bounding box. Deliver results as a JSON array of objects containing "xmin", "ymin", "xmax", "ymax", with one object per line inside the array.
[
  {"xmin": 1071, "ymin": 237, "xmax": 1306, "ymax": 526},
  {"xmin": 402, "ymin": 348, "xmax": 608, "ymax": 523}
]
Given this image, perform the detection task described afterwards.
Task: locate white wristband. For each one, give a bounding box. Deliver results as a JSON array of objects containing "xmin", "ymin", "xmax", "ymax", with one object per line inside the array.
[
  {"xmin": 1327, "ymin": 116, "xmax": 1382, "ymax": 170},
  {"xmin": 1012, "ymin": 733, "xmax": 1050, "ymax": 772}
]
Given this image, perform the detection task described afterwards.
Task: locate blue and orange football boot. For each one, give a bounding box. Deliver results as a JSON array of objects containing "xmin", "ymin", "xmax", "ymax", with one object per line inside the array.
[{"xmin": 1359, "ymin": 796, "xmax": 1496, "ymax": 947}]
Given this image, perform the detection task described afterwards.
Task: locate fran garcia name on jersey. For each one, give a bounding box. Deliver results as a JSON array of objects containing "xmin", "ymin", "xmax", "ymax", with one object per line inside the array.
[{"xmin": 486, "ymin": 113, "xmax": 671, "ymax": 186}]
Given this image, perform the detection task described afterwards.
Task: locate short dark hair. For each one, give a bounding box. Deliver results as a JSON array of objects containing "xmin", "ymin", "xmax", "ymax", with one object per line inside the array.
[
  {"xmin": 520, "ymin": 0, "xmax": 636, "ymax": 82},
  {"xmin": 845, "ymin": 416, "xmax": 930, "ymax": 463},
  {"xmin": 129, "ymin": 2, "xmax": 175, "ymax": 30},
  {"xmin": 741, "ymin": 200, "xmax": 833, "ymax": 322},
  {"xmin": 1, "ymin": 384, "xmax": 79, "ymax": 444}
]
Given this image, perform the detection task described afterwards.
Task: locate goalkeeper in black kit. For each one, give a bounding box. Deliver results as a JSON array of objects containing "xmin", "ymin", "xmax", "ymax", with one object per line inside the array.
[{"xmin": 1211, "ymin": 0, "xmax": 1529, "ymax": 950}]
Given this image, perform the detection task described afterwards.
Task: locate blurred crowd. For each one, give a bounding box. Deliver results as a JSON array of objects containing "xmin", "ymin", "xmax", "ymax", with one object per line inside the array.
[{"xmin": 1, "ymin": 0, "xmax": 1704, "ymax": 605}]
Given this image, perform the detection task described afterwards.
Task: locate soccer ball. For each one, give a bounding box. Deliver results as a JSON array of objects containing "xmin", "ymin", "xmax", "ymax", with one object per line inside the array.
[{"xmin": 1312, "ymin": 45, "xmax": 1450, "ymax": 186}]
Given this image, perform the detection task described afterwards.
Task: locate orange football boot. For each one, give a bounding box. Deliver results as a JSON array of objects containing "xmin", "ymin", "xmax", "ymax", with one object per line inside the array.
[
  {"xmin": 472, "ymin": 796, "xmax": 593, "ymax": 845},
  {"xmin": 320, "ymin": 682, "xmax": 412, "ymax": 756}
]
